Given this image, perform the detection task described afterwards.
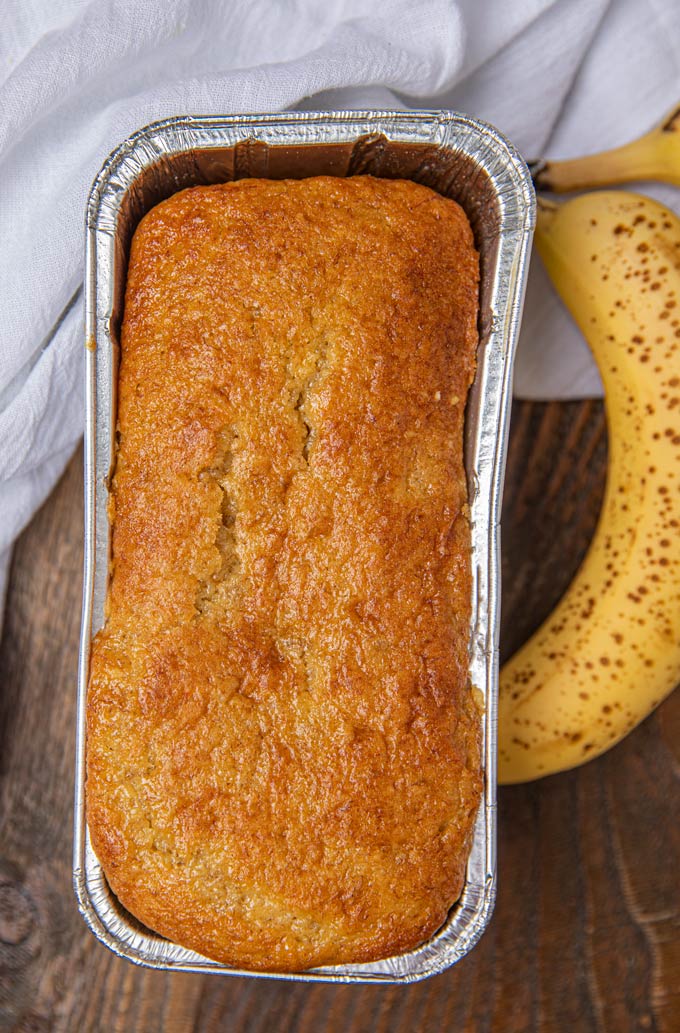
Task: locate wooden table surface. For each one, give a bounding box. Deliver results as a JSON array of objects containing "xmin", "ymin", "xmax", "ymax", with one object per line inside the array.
[{"xmin": 1, "ymin": 399, "xmax": 678, "ymax": 1033}]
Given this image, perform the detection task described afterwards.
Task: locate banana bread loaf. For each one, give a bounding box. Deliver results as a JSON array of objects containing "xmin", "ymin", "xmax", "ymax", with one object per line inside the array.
[{"xmin": 87, "ymin": 175, "xmax": 482, "ymax": 971}]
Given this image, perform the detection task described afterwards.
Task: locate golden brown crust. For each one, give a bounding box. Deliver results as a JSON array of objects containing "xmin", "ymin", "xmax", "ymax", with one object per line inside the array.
[{"xmin": 87, "ymin": 175, "xmax": 482, "ymax": 971}]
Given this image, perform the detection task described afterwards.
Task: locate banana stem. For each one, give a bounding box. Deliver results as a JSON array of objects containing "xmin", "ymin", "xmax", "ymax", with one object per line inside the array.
[
  {"xmin": 534, "ymin": 103, "xmax": 680, "ymax": 192},
  {"xmin": 535, "ymin": 135, "xmax": 679, "ymax": 191}
]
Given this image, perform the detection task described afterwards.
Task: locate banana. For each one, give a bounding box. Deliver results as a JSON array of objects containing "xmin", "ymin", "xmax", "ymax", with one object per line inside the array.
[
  {"xmin": 499, "ymin": 191, "xmax": 680, "ymax": 784},
  {"xmin": 533, "ymin": 103, "xmax": 680, "ymax": 192}
]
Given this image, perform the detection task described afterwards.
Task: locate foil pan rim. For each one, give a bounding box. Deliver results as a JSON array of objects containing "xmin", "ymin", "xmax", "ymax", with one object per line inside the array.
[{"xmin": 86, "ymin": 110, "xmax": 535, "ymax": 233}]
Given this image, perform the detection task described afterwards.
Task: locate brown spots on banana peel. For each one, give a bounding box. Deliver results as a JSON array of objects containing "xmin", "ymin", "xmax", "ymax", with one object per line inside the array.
[{"xmin": 499, "ymin": 191, "xmax": 680, "ymax": 784}]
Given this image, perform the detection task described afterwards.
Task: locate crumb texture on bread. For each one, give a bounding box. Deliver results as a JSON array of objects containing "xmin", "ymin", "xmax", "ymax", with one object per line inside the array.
[{"xmin": 87, "ymin": 176, "xmax": 482, "ymax": 971}]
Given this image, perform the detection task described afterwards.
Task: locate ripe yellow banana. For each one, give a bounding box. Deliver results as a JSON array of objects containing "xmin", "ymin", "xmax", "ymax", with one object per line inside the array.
[
  {"xmin": 533, "ymin": 103, "xmax": 680, "ymax": 192},
  {"xmin": 499, "ymin": 191, "xmax": 680, "ymax": 784}
]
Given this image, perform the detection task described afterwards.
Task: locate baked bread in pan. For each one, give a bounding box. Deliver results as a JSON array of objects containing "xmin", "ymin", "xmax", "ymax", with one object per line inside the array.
[{"xmin": 87, "ymin": 175, "xmax": 482, "ymax": 971}]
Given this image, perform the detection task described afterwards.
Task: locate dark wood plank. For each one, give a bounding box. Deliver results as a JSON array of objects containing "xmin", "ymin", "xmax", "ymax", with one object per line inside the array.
[
  {"xmin": 500, "ymin": 399, "xmax": 608, "ymax": 661},
  {"xmin": 0, "ymin": 401, "xmax": 677, "ymax": 1033}
]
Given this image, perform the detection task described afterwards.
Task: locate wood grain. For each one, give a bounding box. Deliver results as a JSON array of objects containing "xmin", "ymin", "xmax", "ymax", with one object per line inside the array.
[{"xmin": 0, "ymin": 400, "xmax": 678, "ymax": 1033}]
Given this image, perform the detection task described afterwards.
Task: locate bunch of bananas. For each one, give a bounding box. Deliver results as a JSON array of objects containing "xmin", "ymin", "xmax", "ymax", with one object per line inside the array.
[{"xmin": 499, "ymin": 107, "xmax": 680, "ymax": 784}]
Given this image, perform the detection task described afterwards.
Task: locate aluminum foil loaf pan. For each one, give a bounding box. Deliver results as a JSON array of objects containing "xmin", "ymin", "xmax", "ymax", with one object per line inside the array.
[{"xmin": 75, "ymin": 111, "xmax": 535, "ymax": 983}]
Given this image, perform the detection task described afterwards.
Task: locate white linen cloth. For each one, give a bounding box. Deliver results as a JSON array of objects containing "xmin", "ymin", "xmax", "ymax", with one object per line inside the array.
[{"xmin": 1, "ymin": 0, "xmax": 679, "ymax": 622}]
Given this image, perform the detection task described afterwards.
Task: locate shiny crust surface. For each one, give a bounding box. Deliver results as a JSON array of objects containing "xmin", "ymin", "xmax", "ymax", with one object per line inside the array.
[{"xmin": 87, "ymin": 176, "xmax": 482, "ymax": 971}]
